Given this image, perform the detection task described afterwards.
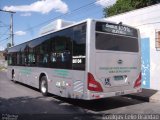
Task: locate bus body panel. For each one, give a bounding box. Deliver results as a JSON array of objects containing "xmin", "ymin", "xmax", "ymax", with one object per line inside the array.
[
  {"xmin": 95, "ymin": 52, "xmax": 140, "ymax": 92},
  {"xmin": 7, "ymin": 65, "xmax": 86, "ymax": 99}
]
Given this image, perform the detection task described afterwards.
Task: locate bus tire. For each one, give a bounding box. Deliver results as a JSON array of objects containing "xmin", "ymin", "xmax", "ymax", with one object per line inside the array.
[
  {"xmin": 11, "ymin": 70, "xmax": 16, "ymax": 83},
  {"xmin": 40, "ymin": 76, "xmax": 48, "ymax": 96}
]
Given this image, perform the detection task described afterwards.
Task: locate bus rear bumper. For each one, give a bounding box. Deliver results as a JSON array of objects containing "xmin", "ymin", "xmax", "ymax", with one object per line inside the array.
[{"xmin": 85, "ymin": 88, "xmax": 142, "ymax": 100}]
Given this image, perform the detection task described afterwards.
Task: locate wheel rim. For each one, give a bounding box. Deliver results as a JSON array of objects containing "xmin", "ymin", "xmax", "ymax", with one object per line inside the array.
[{"xmin": 41, "ymin": 80, "xmax": 47, "ymax": 93}]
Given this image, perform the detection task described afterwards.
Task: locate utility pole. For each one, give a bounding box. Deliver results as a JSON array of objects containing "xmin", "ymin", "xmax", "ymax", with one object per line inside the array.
[
  {"xmin": 10, "ymin": 13, "xmax": 14, "ymax": 46},
  {"xmin": 0, "ymin": 9, "xmax": 16, "ymax": 47}
]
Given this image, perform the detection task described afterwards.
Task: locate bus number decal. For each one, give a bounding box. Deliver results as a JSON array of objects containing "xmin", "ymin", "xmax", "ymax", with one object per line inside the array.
[{"xmin": 72, "ymin": 59, "xmax": 82, "ymax": 64}]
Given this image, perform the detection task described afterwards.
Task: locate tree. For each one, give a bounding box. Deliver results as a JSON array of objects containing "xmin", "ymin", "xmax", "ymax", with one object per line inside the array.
[{"xmin": 104, "ymin": 0, "xmax": 160, "ymax": 17}]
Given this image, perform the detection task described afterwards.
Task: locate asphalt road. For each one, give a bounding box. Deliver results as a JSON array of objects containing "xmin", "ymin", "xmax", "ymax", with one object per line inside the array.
[{"xmin": 0, "ymin": 70, "xmax": 160, "ymax": 120}]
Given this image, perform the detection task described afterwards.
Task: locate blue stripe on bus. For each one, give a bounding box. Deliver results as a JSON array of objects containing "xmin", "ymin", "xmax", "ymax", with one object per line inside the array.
[{"xmin": 141, "ymin": 38, "xmax": 150, "ymax": 89}]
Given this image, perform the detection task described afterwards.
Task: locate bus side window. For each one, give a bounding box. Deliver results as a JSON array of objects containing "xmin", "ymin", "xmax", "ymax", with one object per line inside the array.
[
  {"xmin": 28, "ymin": 53, "xmax": 36, "ymax": 66},
  {"xmin": 62, "ymin": 50, "xmax": 71, "ymax": 62},
  {"xmin": 53, "ymin": 32, "xmax": 72, "ymax": 69},
  {"xmin": 72, "ymin": 23, "xmax": 86, "ymax": 70},
  {"xmin": 43, "ymin": 54, "xmax": 49, "ymax": 63},
  {"xmin": 50, "ymin": 53, "xmax": 56, "ymax": 63},
  {"xmin": 7, "ymin": 54, "xmax": 12, "ymax": 65}
]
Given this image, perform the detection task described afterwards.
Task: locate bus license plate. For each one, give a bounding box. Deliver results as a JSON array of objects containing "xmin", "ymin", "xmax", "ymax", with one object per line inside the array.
[
  {"xmin": 114, "ymin": 76, "xmax": 124, "ymax": 81},
  {"xmin": 115, "ymin": 91, "xmax": 125, "ymax": 96}
]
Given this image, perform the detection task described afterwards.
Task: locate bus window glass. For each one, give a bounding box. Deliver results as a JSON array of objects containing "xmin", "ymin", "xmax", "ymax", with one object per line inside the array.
[
  {"xmin": 54, "ymin": 31, "xmax": 72, "ymax": 69},
  {"xmin": 96, "ymin": 22, "xmax": 138, "ymax": 52},
  {"xmin": 36, "ymin": 39, "xmax": 50, "ymax": 67},
  {"xmin": 72, "ymin": 23, "xmax": 86, "ymax": 70},
  {"xmin": 28, "ymin": 47, "xmax": 35, "ymax": 66},
  {"xmin": 96, "ymin": 33, "xmax": 139, "ymax": 52},
  {"xmin": 7, "ymin": 54, "xmax": 12, "ymax": 65},
  {"xmin": 16, "ymin": 53, "xmax": 20, "ymax": 65},
  {"xmin": 21, "ymin": 53, "xmax": 27, "ymax": 65}
]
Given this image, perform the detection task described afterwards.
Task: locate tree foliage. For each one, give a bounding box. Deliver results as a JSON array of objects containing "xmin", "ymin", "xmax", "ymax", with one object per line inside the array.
[{"xmin": 104, "ymin": 0, "xmax": 160, "ymax": 17}]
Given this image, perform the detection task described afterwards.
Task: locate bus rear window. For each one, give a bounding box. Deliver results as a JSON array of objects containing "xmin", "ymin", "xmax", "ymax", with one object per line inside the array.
[{"xmin": 96, "ymin": 33, "xmax": 139, "ymax": 52}]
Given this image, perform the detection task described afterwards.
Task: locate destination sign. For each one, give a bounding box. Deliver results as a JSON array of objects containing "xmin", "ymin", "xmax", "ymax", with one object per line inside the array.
[{"xmin": 96, "ymin": 22, "xmax": 138, "ymax": 37}]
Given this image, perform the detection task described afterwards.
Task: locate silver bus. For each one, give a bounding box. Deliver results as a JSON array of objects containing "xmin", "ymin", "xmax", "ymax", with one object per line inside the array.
[{"xmin": 7, "ymin": 19, "xmax": 141, "ymax": 100}]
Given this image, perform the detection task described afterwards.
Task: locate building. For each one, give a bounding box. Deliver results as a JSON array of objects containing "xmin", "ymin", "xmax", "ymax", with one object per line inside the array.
[
  {"xmin": 105, "ymin": 4, "xmax": 160, "ymax": 90},
  {"xmin": 0, "ymin": 51, "xmax": 5, "ymax": 60}
]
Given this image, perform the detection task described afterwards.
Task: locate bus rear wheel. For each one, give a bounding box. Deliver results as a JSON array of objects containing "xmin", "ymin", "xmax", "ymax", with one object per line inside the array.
[
  {"xmin": 40, "ymin": 76, "xmax": 48, "ymax": 96},
  {"xmin": 11, "ymin": 70, "xmax": 16, "ymax": 83}
]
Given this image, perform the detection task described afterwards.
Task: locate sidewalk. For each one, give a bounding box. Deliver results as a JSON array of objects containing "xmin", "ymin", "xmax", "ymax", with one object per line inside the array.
[{"xmin": 125, "ymin": 88, "xmax": 160, "ymax": 102}]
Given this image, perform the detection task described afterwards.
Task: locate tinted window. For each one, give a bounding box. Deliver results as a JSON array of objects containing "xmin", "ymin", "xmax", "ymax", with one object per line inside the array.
[
  {"xmin": 96, "ymin": 22, "xmax": 138, "ymax": 37},
  {"xmin": 10, "ymin": 53, "xmax": 17, "ymax": 66},
  {"xmin": 28, "ymin": 47, "xmax": 36, "ymax": 66},
  {"xmin": 8, "ymin": 54, "xmax": 13, "ymax": 65},
  {"xmin": 36, "ymin": 38, "xmax": 50, "ymax": 67},
  {"xmin": 16, "ymin": 52, "xmax": 21, "ymax": 65},
  {"xmin": 72, "ymin": 23, "xmax": 86, "ymax": 70},
  {"xmin": 22, "ymin": 46, "xmax": 29, "ymax": 66},
  {"xmin": 51, "ymin": 32, "xmax": 72, "ymax": 69},
  {"xmin": 8, "ymin": 54, "xmax": 12, "ymax": 65},
  {"xmin": 21, "ymin": 53, "xmax": 27, "ymax": 66},
  {"xmin": 8, "ymin": 22, "xmax": 87, "ymax": 70},
  {"xmin": 96, "ymin": 33, "xmax": 138, "ymax": 52}
]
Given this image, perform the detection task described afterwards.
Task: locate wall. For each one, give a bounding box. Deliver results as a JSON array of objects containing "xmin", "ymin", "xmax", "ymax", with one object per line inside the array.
[{"xmin": 105, "ymin": 4, "xmax": 160, "ymax": 90}]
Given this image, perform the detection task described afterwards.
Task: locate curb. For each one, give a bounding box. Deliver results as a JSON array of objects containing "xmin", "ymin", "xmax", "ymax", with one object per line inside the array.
[
  {"xmin": 149, "ymin": 92, "xmax": 160, "ymax": 102},
  {"xmin": 125, "ymin": 88, "xmax": 160, "ymax": 102}
]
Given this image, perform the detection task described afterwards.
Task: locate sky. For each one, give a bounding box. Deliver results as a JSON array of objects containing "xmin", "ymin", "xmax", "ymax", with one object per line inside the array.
[{"xmin": 0, "ymin": 0, "xmax": 117, "ymax": 50}]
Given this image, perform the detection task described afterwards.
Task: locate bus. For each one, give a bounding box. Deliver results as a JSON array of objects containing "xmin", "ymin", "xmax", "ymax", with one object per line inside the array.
[{"xmin": 7, "ymin": 19, "xmax": 141, "ymax": 100}]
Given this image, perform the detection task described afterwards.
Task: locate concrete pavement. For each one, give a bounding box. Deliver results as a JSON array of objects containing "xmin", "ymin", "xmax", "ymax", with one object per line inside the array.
[{"xmin": 125, "ymin": 88, "xmax": 160, "ymax": 102}]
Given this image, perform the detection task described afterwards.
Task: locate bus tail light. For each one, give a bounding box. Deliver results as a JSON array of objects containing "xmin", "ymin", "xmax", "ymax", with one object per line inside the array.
[
  {"xmin": 88, "ymin": 72, "xmax": 103, "ymax": 92},
  {"xmin": 134, "ymin": 73, "xmax": 141, "ymax": 88}
]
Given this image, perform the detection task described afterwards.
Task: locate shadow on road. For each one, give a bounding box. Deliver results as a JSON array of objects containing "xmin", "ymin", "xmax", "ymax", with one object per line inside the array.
[
  {"xmin": 0, "ymin": 95, "xmax": 146, "ymax": 120},
  {"xmin": 53, "ymin": 95, "xmax": 145, "ymax": 111},
  {"xmin": 125, "ymin": 89, "xmax": 158, "ymax": 102},
  {"xmin": 7, "ymin": 81, "xmax": 146, "ymax": 112},
  {"xmin": 0, "ymin": 82, "xmax": 146, "ymax": 120}
]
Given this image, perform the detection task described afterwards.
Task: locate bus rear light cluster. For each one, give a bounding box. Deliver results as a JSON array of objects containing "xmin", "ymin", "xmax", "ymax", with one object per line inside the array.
[
  {"xmin": 134, "ymin": 72, "xmax": 141, "ymax": 88},
  {"xmin": 88, "ymin": 72, "xmax": 103, "ymax": 92}
]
